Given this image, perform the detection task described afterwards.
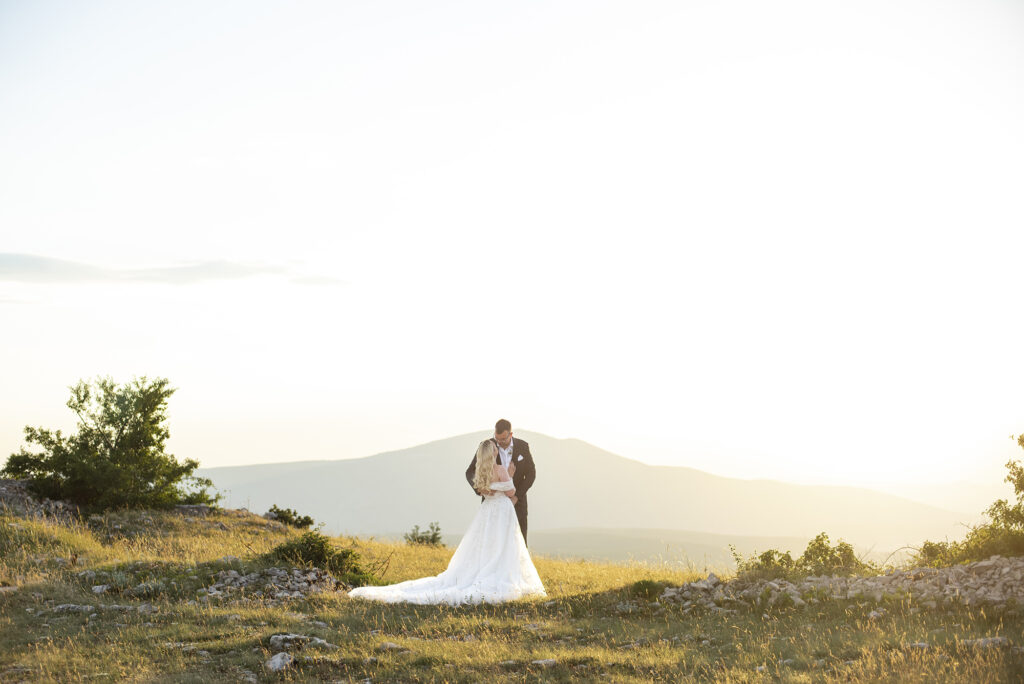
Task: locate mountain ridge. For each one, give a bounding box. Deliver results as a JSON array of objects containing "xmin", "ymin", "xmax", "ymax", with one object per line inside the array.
[
  {"xmin": 200, "ymin": 431, "xmax": 974, "ymax": 513},
  {"xmin": 196, "ymin": 430, "xmax": 973, "ymax": 556}
]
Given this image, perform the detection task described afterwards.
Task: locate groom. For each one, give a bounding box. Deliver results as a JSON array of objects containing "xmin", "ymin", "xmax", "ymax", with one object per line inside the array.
[{"xmin": 465, "ymin": 419, "xmax": 536, "ymax": 545}]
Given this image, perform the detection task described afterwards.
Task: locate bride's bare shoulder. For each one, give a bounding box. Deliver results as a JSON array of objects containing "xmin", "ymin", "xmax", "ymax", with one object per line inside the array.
[{"xmin": 491, "ymin": 463, "xmax": 510, "ymax": 481}]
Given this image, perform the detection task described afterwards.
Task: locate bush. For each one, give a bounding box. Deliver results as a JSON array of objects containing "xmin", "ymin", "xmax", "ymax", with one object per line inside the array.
[
  {"xmin": 266, "ymin": 504, "xmax": 314, "ymax": 529},
  {"xmin": 731, "ymin": 532, "xmax": 876, "ymax": 580},
  {"xmin": 912, "ymin": 434, "xmax": 1024, "ymax": 567},
  {"xmin": 404, "ymin": 521, "xmax": 442, "ymax": 546},
  {"xmin": 262, "ymin": 530, "xmax": 375, "ymax": 586},
  {"xmin": 2, "ymin": 377, "xmax": 220, "ymax": 513},
  {"xmin": 630, "ymin": 579, "xmax": 665, "ymax": 601}
]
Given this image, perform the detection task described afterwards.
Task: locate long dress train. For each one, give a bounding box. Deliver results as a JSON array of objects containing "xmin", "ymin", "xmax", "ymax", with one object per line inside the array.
[{"xmin": 347, "ymin": 480, "xmax": 545, "ymax": 605}]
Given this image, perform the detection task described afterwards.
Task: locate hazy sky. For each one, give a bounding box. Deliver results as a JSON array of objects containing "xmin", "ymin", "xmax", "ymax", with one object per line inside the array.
[{"xmin": 2, "ymin": 0, "xmax": 1023, "ymax": 491}]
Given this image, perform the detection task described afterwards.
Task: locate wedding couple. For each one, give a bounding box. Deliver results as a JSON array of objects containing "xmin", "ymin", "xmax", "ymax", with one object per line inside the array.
[{"xmin": 348, "ymin": 419, "xmax": 546, "ymax": 605}]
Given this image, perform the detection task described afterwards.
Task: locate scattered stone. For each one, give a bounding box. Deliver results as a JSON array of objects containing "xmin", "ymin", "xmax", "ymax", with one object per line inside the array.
[
  {"xmin": 963, "ymin": 637, "xmax": 1011, "ymax": 649},
  {"xmin": 175, "ymin": 504, "xmax": 212, "ymax": 516},
  {"xmin": 531, "ymin": 659, "xmax": 557, "ymax": 668},
  {"xmin": 264, "ymin": 652, "xmax": 294, "ymax": 672},
  {"xmin": 377, "ymin": 642, "xmax": 404, "ymax": 652},
  {"xmin": 91, "ymin": 585, "xmax": 110, "ymax": 594},
  {"xmin": 268, "ymin": 633, "xmax": 338, "ymax": 652},
  {"xmin": 0, "ymin": 478, "xmax": 80, "ymax": 521},
  {"xmin": 52, "ymin": 604, "xmax": 95, "ymax": 614},
  {"xmin": 654, "ymin": 555, "xmax": 1024, "ymax": 613},
  {"xmin": 200, "ymin": 566, "xmax": 344, "ymax": 605}
]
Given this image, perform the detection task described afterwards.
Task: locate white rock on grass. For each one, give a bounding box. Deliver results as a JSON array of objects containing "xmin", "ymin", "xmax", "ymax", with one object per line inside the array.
[
  {"xmin": 265, "ymin": 652, "xmax": 294, "ymax": 672},
  {"xmin": 963, "ymin": 637, "xmax": 1011, "ymax": 648},
  {"xmin": 532, "ymin": 659, "xmax": 557, "ymax": 668},
  {"xmin": 201, "ymin": 566, "xmax": 343, "ymax": 605},
  {"xmin": 268, "ymin": 633, "xmax": 338, "ymax": 652},
  {"xmin": 52, "ymin": 604, "xmax": 94, "ymax": 614}
]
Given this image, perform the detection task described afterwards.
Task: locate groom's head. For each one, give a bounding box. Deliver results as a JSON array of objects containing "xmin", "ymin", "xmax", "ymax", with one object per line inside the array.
[{"xmin": 494, "ymin": 418, "xmax": 512, "ymax": 448}]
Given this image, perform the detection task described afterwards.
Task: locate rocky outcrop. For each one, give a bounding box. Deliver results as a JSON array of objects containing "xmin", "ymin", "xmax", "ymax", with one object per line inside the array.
[
  {"xmin": 198, "ymin": 567, "xmax": 345, "ymax": 604},
  {"xmin": 0, "ymin": 479, "xmax": 80, "ymax": 521},
  {"xmin": 656, "ymin": 555, "xmax": 1024, "ymax": 614}
]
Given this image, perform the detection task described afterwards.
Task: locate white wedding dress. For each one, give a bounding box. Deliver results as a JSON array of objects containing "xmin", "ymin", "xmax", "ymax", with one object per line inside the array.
[{"xmin": 348, "ymin": 476, "xmax": 546, "ymax": 605}]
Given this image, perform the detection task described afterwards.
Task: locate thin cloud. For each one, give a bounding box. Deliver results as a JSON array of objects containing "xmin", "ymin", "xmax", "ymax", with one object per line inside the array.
[
  {"xmin": 0, "ymin": 253, "xmax": 314, "ymax": 285},
  {"xmin": 289, "ymin": 275, "xmax": 347, "ymax": 286}
]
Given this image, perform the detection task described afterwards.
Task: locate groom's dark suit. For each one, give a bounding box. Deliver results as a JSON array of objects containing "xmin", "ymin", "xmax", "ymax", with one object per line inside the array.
[{"xmin": 465, "ymin": 437, "xmax": 536, "ymax": 545}]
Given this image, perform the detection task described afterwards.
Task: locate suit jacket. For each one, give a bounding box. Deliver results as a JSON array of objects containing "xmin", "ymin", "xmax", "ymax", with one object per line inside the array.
[{"xmin": 465, "ymin": 437, "xmax": 536, "ymax": 511}]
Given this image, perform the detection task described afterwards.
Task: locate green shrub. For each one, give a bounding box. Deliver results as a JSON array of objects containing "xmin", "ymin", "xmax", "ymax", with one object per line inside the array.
[
  {"xmin": 799, "ymin": 532, "xmax": 866, "ymax": 575},
  {"xmin": 2, "ymin": 376, "xmax": 220, "ymax": 513},
  {"xmin": 912, "ymin": 434, "xmax": 1024, "ymax": 567},
  {"xmin": 630, "ymin": 579, "xmax": 665, "ymax": 601},
  {"xmin": 263, "ymin": 530, "xmax": 374, "ymax": 586},
  {"xmin": 267, "ymin": 504, "xmax": 314, "ymax": 529},
  {"xmin": 731, "ymin": 532, "xmax": 876, "ymax": 580},
  {"xmin": 404, "ymin": 521, "xmax": 442, "ymax": 546}
]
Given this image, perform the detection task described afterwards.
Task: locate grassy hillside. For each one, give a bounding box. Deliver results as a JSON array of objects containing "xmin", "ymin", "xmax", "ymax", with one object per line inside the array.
[{"xmin": 1, "ymin": 505, "xmax": 1022, "ymax": 682}]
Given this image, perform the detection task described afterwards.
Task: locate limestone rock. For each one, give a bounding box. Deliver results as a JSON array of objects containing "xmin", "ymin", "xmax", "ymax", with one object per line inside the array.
[{"xmin": 265, "ymin": 652, "xmax": 294, "ymax": 672}]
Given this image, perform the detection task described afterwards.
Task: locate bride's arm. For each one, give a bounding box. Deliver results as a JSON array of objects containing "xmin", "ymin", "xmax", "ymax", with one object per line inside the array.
[{"xmin": 492, "ymin": 464, "xmax": 516, "ymax": 499}]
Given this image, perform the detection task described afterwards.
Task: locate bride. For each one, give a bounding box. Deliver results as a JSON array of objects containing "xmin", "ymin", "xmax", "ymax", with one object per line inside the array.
[{"xmin": 348, "ymin": 439, "xmax": 546, "ymax": 605}]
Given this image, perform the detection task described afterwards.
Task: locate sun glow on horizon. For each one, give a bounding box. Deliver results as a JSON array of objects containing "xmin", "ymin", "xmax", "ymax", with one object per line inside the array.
[{"xmin": 1, "ymin": 0, "xmax": 1022, "ymax": 501}]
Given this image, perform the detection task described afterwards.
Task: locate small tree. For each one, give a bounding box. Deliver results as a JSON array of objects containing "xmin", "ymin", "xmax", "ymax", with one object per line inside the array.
[
  {"xmin": 404, "ymin": 521, "xmax": 443, "ymax": 546},
  {"xmin": 914, "ymin": 433, "xmax": 1024, "ymax": 566},
  {"xmin": 984, "ymin": 435, "xmax": 1024, "ymax": 531},
  {"xmin": 267, "ymin": 504, "xmax": 315, "ymax": 529},
  {"xmin": 2, "ymin": 376, "xmax": 220, "ymax": 512}
]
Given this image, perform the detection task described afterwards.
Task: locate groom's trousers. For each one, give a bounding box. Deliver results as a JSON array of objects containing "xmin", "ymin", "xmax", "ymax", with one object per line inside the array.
[{"xmin": 514, "ymin": 501, "xmax": 528, "ymax": 546}]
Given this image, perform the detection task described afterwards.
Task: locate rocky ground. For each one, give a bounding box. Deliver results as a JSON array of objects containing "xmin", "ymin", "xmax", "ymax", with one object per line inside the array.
[
  {"xmin": 0, "ymin": 479, "xmax": 80, "ymax": 521},
  {"xmin": 3, "ymin": 478, "xmax": 1023, "ymax": 681},
  {"xmin": 653, "ymin": 555, "xmax": 1024, "ymax": 616}
]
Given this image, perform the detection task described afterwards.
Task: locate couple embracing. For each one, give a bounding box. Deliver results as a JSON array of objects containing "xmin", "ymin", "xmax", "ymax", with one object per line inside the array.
[{"xmin": 348, "ymin": 419, "xmax": 546, "ymax": 605}]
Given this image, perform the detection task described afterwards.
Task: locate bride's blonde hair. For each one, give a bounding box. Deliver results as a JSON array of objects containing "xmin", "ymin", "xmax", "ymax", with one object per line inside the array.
[{"xmin": 472, "ymin": 439, "xmax": 498, "ymax": 494}]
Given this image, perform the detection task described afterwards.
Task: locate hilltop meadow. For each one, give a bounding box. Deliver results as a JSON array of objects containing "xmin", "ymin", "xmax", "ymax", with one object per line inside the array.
[
  {"xmin": 1, "ymin": 379, "xmax": 1022, "ymax": 681},
  {"xmin": 1, "ymin": 499, "xmax": 1022, "ymax": 683}
]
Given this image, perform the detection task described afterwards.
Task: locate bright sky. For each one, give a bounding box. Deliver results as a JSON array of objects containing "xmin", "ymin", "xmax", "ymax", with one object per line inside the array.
[{"xmin": 2, "ymin": 0, "xmax": 1023, "ymax": 492}]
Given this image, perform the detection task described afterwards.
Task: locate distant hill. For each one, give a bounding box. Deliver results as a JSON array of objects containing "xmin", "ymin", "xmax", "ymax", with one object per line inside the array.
[{"xmin": 197, "ymin": 430, "xmax": 974, "ymax": 559}]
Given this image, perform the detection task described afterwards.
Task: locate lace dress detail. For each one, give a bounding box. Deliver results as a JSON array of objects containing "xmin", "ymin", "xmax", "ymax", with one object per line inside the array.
[{"xmin": 348, "ymin": 480, "xmax": 544, "ymax": 605}]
